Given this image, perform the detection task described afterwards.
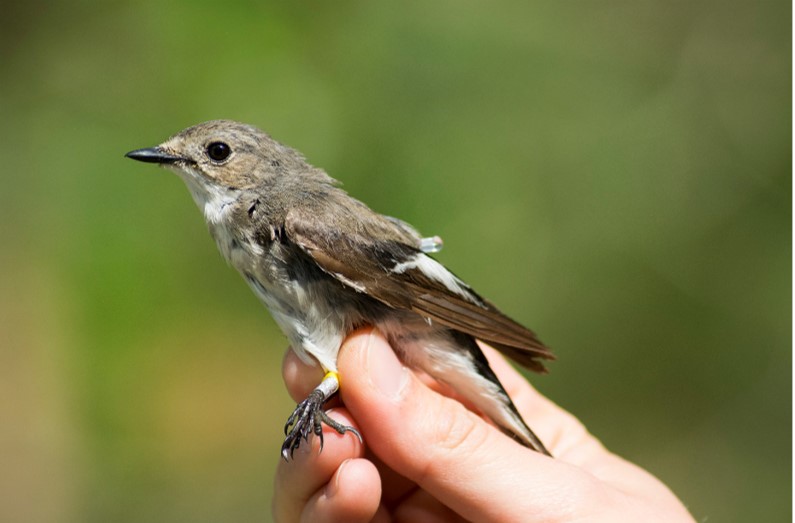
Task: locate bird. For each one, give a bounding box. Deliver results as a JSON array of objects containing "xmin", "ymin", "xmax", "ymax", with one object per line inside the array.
[{"xmin": 126, "ymin": 120, "xmax": 554, "ymax": 459}]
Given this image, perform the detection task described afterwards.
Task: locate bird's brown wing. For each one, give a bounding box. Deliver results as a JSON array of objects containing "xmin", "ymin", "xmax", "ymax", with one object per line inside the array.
[{"xmin": 284, "ymin": 206, "xmax": 554, "ymax": 372}]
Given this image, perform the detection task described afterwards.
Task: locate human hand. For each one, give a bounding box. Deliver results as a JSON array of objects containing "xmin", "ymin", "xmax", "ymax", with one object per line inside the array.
[{"xmin": 272, "ymin": 328, "xmax": 694, "ymax": 522}]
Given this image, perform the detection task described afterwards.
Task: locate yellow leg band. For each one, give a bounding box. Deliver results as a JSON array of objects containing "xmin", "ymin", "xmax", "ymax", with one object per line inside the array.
[{"xmin": 324, "ymin": 371, "xmax": 340, "ymax": 387}]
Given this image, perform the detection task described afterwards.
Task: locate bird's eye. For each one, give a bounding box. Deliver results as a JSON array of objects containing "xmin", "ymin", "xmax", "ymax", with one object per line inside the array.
[{"xmin": 206, "ymin": 142, "xmax": 231, "ymax": 162}]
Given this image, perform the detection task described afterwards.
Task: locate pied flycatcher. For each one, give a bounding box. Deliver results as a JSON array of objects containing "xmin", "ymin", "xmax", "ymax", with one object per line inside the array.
[{"xmin": 126, "ymin": 120, "xmax": 554, "ymax": 459}]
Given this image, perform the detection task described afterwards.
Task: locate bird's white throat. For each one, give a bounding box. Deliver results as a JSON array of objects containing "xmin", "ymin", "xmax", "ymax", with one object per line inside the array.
[{"xmin": 169, "ymin": 164, "xmax": 238, "ymax": 225}]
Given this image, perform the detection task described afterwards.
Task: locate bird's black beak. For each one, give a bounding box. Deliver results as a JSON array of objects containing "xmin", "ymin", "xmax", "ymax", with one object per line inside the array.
[{"xmin": 125, "ymin": 147, "xmax": 184, "ymax": 164}]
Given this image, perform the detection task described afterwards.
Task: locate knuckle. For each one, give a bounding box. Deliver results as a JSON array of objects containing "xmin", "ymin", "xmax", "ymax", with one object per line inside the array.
[
  {"xmin": 433, "ymin": 404, "xmax": 483, "ymax": 451},
  {"xmin": 413, "ymin": 400, "xmax": 489, "ymax": 484}
]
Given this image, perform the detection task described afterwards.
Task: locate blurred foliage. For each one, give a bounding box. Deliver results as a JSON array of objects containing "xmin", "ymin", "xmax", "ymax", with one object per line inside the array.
[{"xmin": 0, "ymin": 1, "xmax": 790, "ymax": 522}]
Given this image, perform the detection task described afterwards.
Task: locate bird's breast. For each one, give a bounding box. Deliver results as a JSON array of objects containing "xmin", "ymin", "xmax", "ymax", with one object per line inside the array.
[
  {"xmin": 205, "ymin": 219, "xmax": 357, "ymax": 371},
  {"xmin": 207, "ymin": 219, "xmax": 265, "ymax": 272}
]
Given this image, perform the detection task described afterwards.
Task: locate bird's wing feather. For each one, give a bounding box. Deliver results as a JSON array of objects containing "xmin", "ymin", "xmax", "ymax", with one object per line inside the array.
[{"xmin": 284, "ymin": 206, "xmax": 554, "ymax": 370}]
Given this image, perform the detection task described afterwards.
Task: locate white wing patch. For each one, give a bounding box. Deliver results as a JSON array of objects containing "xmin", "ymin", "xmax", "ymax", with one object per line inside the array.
[
  {"xmin": 392, "ymin": 254, "xmax": 480, "ymax": 304},
  {"xmin": 334, "ymin": 273, "xmax": 366, "ymax": 293}
]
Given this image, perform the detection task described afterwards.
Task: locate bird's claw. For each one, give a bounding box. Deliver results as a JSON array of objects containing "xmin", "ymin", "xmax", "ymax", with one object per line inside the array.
[{"xmin": 281, "ymin": 390, "xmax": 362, "ymax": 461}]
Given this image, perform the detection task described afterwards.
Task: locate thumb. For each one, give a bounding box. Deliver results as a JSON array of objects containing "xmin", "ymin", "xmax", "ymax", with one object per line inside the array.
[{"xmin": 337, "ymin": 328, "xmax": 581, "ymax": 523}]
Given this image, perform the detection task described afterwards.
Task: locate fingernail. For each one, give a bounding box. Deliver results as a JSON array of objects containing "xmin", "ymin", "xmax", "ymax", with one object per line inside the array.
[{"xmin": 365, "ymin": 330, "xmax": 409, "ymax": 400}]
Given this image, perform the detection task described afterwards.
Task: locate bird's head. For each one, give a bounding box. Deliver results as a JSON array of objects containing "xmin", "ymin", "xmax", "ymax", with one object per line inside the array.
[{"xmin": 126, "ymin": 119, "xmax": 315, "ymax": 190}]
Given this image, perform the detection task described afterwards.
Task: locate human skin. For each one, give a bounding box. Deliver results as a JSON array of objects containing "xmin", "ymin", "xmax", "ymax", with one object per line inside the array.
[{"xmin": 272, "ymin": 328, "xmax": 695, "ymax": 523}]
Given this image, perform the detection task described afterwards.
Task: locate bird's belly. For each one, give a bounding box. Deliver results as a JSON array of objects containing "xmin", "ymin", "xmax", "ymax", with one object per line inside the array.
[
  {"xmin": 243, "ymin": 267, "xmax": 346, "ymax": 372},
  {"xmin": 211, "ymin": 226, "xmax": 350, "ymax": 371}
]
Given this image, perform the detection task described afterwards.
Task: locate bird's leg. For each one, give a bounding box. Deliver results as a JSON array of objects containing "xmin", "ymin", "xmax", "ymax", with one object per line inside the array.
[{"xmin": 281, "ymin": 371, "xmax": 362, "ymax": 460}]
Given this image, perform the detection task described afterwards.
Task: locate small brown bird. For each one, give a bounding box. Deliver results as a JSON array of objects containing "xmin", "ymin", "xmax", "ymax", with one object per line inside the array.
[{"xmin": 126, "ymin": 120, "xmax": 554, "ymax": 459}]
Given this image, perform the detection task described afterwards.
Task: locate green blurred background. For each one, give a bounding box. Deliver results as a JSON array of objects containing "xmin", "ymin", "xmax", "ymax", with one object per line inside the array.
[{"xmin": 0, "ymin": 1, "xmax": 790, "ymax": 521}]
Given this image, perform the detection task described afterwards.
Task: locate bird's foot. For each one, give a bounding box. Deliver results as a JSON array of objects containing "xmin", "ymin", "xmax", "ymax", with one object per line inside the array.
[{"xmin": 281, "ymin": 377, "xmax": 362, "ymax": 461}]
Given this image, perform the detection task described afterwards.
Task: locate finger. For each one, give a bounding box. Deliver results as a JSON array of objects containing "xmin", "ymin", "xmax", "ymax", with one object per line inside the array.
[
  {"xmin": 337, "ymin": 328, "xmax": 606, "ymax": 523},
  {"xmin": 272, "ymin": 409, "xmax": 366, "ymax": 523},
  {"xmin": 300, "ymin": 458, "xmax": 381, "ymax": 523},
  {"xmin": 281, "ymin": 345, "xmax": 420, "ymax": 508},
  {"xmin": 363, "ymin": 450, "xmax": 418, "ymax": 509},
  {"xmin": 393, "ymin": 488, "xmax": 467, "ymax": 523},
  {"xmin": 282, "ymin": 348, "xmax": 325, "ymax": 403}
]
